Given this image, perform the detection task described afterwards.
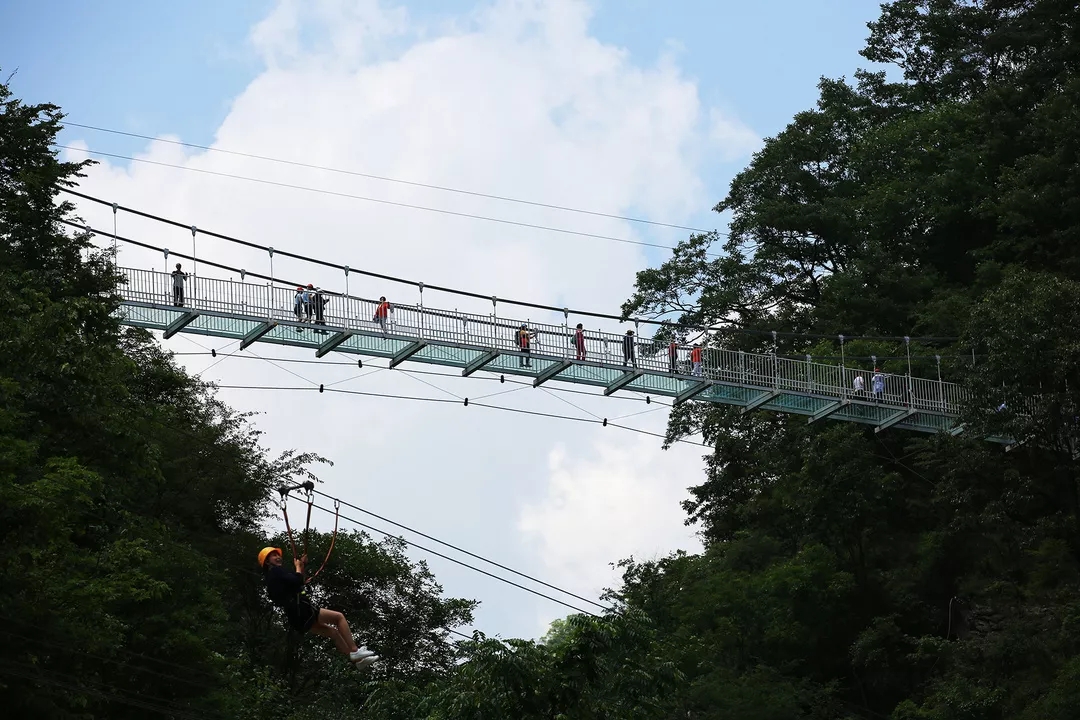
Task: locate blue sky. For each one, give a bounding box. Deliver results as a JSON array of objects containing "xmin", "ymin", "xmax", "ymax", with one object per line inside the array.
[
  {"xmin": 2, "ymin": 0, "xmax": 882, "ymax": 209},
  {"xmin": 1, "ymin": 1, "xmax": 892, "ymax": 641}
]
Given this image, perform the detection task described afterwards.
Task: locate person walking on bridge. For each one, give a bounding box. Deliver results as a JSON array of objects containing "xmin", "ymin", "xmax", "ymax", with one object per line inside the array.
[
  {"xmin": 171, "ymin": 263, "xmax": 188, "ymax": 307},
  {"xmin": 690, "ymin": 344, "xmax": 703, "ymax": 377},
  {"xmin": 293, "ymin": 287, "xmax": 305, "ymax": 322},
  {"xmin": 871, "ymin": 368, "xmax": 885, "ymax": 402},
  {"xmin": 622, "ymin": 330, "xmax": 637, "ymax": 368},
  {"xmin": 312, "ymin": 286, "xmax": 328, "ymax": 333},
  {"xmin": 518, "ymin": 324, "xmax": 535, "ymax": 367},
  {"xmin": 374, "ymin": 296, "xmax": 392, "ymax": 333},
  {"xmin": 574, "ymin": 323, "xmax": 586, "ymax": 361}
]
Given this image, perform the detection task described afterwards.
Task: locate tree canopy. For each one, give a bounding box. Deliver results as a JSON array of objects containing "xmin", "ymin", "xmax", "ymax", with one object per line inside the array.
[{"xmin": 5, "ymin": 1, "xmax": 1080, "ymax": 717}]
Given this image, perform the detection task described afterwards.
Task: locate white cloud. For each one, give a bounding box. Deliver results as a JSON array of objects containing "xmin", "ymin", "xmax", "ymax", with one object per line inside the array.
[
  {"xmin": 519, "ymin": 436, "xmax": 703, "ymax": 634},
  {"xmin": 65, "ymin": 0, "xmax": 747, "ymax": 640},
  {"xmin": 708, "ymin": 106, "xmax": 761, "ymax": 162}
]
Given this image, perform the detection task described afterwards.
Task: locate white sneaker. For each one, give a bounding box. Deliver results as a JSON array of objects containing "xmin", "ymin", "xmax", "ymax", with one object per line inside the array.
[
  {"xmin": 349, "ymin": 647, "xmax": 376, "ymax": 662},
  {"xmin": 354, "ymin": 654, "xmax": 379, "ymax": 669}
]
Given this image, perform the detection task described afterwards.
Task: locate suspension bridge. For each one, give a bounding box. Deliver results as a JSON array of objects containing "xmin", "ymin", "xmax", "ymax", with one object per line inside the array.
[{"xmin": 113, "ymin": 266, "xmax": 979, "ymax": 441}]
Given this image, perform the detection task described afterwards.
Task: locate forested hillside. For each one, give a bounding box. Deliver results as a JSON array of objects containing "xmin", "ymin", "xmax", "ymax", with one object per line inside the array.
[
  {"xmin": 3, "ymin": 1, "xmax": 1080, "ymax": 718},
  {"xmin": 619, "ymin": 1, "xmax": 1080, "ymax": 717}
]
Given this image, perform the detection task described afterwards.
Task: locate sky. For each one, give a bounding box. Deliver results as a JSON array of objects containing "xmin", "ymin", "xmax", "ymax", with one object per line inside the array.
[{"xmin": 1, "ymin": 0, "xmax": 886, "ymax": 641}]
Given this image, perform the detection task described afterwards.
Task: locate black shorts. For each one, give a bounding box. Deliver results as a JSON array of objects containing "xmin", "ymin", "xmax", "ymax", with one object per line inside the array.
[{"xmin": 286, "ymin": 599, "xmax": 320, "ymax": 633}]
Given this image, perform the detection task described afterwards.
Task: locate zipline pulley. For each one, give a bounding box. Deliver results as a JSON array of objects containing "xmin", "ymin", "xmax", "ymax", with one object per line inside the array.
[{"xmin": 278, "ymin": 480, "xmax": 339, "ymax": 583}]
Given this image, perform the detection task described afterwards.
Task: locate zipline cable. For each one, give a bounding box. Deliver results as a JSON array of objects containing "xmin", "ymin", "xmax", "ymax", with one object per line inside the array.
[
  {"xmin": 312, "ymin": 489, "xmax": 609, "ymax": 612},
  {"xmin": 305, "ymin": 499, "xmax": 606, "ymax": 618},
  {"xmin": 62, "ymin": 122, "xmax": 715, "ymax": 234},
  {"xmin": 9, "ymin": 485, "xmax": 487, "ymax": 649},
  {"xmin": 62, "ymin": 201, "xmax": 958, "ymax": 342}
]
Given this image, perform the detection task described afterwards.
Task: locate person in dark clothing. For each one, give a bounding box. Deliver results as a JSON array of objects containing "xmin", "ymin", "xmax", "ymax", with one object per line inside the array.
[
  {"xmin": 171, "ymin": 263, "xmax": 188, "ymax": 307},
  {"xmin": 312, "ymin": 287, "xmax": 328, "ymax": 334},
  {"xmin": 622, "ymin": 330, "xmax": 637, "ymax": 368},
  {"xmin": 259, "ymin": 547, "xmax": 378, "ymax": 668}
]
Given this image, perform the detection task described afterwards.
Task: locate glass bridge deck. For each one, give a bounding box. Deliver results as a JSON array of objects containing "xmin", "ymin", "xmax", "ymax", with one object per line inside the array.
[{"xmin": 115, "ymin": 267, "xmax": 981, "ymax": 440}]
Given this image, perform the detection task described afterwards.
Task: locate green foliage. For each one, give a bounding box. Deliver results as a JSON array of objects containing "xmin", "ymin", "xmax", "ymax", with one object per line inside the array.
[
  {"xmin": 614, "ymin": 1, "xmax": 1080, "ymax": 718},
  {"xmin": 0, "ymin": 76, "xmax": 475, "ymax": 718},
  {"xmin": 9, "ymin": 1, "xmax": 1080, "ymax": 716}
]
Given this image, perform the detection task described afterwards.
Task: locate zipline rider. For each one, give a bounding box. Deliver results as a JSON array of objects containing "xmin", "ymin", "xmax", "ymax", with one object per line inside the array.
[{"xmin": 259, "ymin": 547, "xmax": 379, "ymax": 669}]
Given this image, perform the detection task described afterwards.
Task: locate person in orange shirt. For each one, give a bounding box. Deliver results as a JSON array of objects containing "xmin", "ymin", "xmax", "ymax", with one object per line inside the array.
[
  {"xmin": 690, "ymin": 344, "xmax": 703, "ymax": 377},
  {"xmin": 373, "ymin": 296, "xmax": 391, "ymax": 333}
]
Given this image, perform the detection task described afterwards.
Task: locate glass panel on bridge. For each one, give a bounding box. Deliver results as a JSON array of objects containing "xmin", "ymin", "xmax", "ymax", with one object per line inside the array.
[
  {"xmin": 555, "ymin": 363, "xmax": 629, "ymax": 387},
  {"xmin": 699, "ymin": 384, "xmax": 760, "ymax": 405},
  {"xmin": 335, "ymin": 332, "xmax": 416, "ymax": 358},
  {"xmin": 115, "ymin": 305, "xmax": 177, "ymax": 329},
  {"xmin": 897, "ymin": 412, "xmax": 954, "ymax": 433},
  {"xmin": 412, "ymin": 343, "xmax": 484, "ymax": 368},
  {"xmin": 485, "ymin": 354, "xmax": 561, "ymax": 377},
  {"xmin": 187, "ymin": 314, "xmax": 266, "ymax": 339},
  {"xmin": 763, "ymin": 393, "xmax": 835, "ymax": 415},
  {"xmin": 832, "ymin": 402, "xmax": 901, "ymax": 425},
  {"xmin": 625, "ymin": 372, "xmax": 698, "ymax": 397}
]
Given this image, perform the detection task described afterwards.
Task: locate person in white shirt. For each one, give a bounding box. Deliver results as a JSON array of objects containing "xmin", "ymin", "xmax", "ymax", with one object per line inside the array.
[{"xmin": 871, "ymin": 369, "xmax": 885, "ymax": 402}]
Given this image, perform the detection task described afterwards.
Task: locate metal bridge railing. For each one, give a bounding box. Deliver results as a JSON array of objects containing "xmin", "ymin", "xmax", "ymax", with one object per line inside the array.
[{"xmin": 120, "ymin": 267, "xmax": 969, "ymax": 415}]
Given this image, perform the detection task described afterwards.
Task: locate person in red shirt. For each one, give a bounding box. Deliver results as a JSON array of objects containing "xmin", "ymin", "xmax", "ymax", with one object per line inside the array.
[
  {"xmin": 690, "ymin": 344, "xmax": 703, "ymax": 376},
  {"xmin": 574, "ymin": 323, "xmax": 586, "ymax": 361},
  {"xmin": 373, "ymin": 296, "xmax": 391, "ymax": 333},
  {"xmin": 517, "ymin": 324, "xmax": 535, "ymax": 367}
]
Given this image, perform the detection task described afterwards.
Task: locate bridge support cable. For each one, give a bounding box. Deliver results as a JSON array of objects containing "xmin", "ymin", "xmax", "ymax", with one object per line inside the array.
[{"xmin": 63, "ymin": 200, "xmax": 963, "ymax": 344}]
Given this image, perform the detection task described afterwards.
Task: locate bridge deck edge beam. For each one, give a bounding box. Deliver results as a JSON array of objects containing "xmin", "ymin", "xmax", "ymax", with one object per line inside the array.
[
  {"xmin": 604, "ymin": 369, "xmax": 643, "ymax": 396},
  {"xmin": 240, "ymin": 320, "xmax": 277, "ymax": 350},
  {"xmin": 315, "ymin": 330, "xmax": 353, "ymax": 358},
  {"xmin": 742, "ymin": 389, "xmax": 780, "ymax": 414},
  {"xmin": 808, "ymin": 399, "xmax": 850, "ymax": 424},
  {"xmin": 463, "ymin": 350, "xmax": 499, "ymax": 377},
  {"xmin": 162, "ymin": 310, "xmax": 200, "ymax": 339},
  {"xmin": 674, "ymin": 380, "xmax": 713, "ymax": 406},
  {"xmin": 390, "ymin": 340, "xmax": 428, "ymax": 368},
  {"xmin": 874, "ymin": 408, "xmax": 917, "ymax": 433},
  {"xmin": 533, "ymin": 360, "xmax": 572, "ymax": 388}
]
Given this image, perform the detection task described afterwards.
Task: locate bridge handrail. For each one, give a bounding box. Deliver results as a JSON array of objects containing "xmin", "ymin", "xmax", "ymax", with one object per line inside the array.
[{"xmin": 120, "ymin": 267, "xmax": 977, "ymax": 414}]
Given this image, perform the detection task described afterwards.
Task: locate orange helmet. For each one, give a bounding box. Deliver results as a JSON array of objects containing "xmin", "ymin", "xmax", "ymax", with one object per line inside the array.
[{"xmin": 258, "ymin": 547, "xmax": 282, "ymax": 566}]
